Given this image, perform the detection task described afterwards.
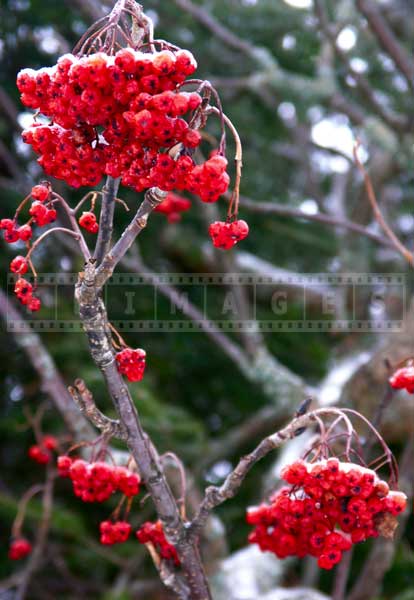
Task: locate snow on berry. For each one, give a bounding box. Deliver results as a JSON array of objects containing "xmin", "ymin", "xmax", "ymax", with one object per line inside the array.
[
  {"xmin": 79, "ymin": 211, "xmax": 99, "ymax": 233},
  {"xmin": 389, "ymin": 365, "xmax": 414, "ymax": 394},
  {"xmin": 136, "ymin": 521, "xmax": 180, "ymax": 565},
  {"xmin": 100, "ymin": 520, "xmax": 132, "ymax": 545},
  {"xmin": 247, "ymin": 459, "xmax": 407, "ymax": 570},
  {"xmin": 208, "ymin": 219, "xmax": 249, "ymax": 250},
  {"xmin": 17, "ymin": 49, "xmax": 230, "ymax": 202},
  {"xmin": 8, "ymin": 538, "xmax": 32, "ymax": 560},
  {"xmin": 115, "ymin": 348, "xmax": 146, "ymax": 382}
]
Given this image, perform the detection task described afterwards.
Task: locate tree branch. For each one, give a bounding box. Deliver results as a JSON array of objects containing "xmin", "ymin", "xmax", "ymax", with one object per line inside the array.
[
  {"xmin": 237, "ymin": 194, "xmax": 394, "ymax": 248},
  {"xmin": 356, "ymin": 0, "xmax": 414, "ymax": 91},
  {"xmin": 68, "ymin": 378, "xmax": 128, "ymax": 440},
  {"xmin": 0, "ymin": 289, "xmax": 93, "ymax": 439},
  {"xmin": 96, "ymin": 186, "xmax": 167, "ymax": 286},
  {"xmin": 75, "ymin": 259, "xmax": 211, "ymax": 600},
  {"xmin": 94, "ymin": 176, "xmax": 120, "ymax": 265},
  {"xmin": 190, "ymin": 409, "xmax": 326, "ymax": 536}
]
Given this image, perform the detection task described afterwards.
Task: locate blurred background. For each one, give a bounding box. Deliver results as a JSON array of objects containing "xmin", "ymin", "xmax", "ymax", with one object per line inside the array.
[{"xmin": 0, "ymin": 0, "xmax": 413, "ymax": 598}]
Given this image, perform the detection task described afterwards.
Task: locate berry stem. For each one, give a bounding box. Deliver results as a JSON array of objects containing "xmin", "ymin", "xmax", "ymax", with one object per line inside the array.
[
  {"xmin": 11, "ymin": 484, "xmax": 45, "ymax": 539},
  {"xmin": 353, "ymin": 140, "xmax": 414, "ymax": 266},
  {"xmin": 25, "ymin": 227, "xmax": 82, "ymax": 263},
  {"xmin": 206, "ymin": 106, "xmax": 242, "ymax": 220}
]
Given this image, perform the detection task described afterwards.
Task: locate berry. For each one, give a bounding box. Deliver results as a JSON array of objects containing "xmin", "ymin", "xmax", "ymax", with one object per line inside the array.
[
  {"xmin": 8, "ymin": 538, "xmax": 32, "ymax": 560},
  {"xmin": 14, "ymin": 278, "xmax": 33, "ymax": 305},
  {"xmin": 0, "ymin": 219, "xmax": 15, "ymax": 231},
  {"xmin": 79, "ymin": 211, "xmax": 99, "ymax": 233},
  {"xmin": 3, "ymin": 228, "xmax": 19, "ymax": 244},
  {"xmin": 17, "ymin": 224, "xmax": 33, "ymax": 242},
  {"xmin": 28, "ymin": 444, "xmax": 50, "ymax": 464},
  {"xmin": 42, "ymin": 435, "xmax": 58, "ymax": 451},
  {"xmin": 10, "ymin": 256, "xmax": 28, "ymax": 275},
  {"xmin": 57, "ymin": 455, "xmax": 73, "ymax": 477},
  {"xmin": 57, "ymin": 456, "xmax": 141, "ymax": 503},
  {"xmin": 116, "ymin": 347, "xmax": 146, "ymax": 382},
  {"xmin": 17, "ymin": 49, "xmax": 229, "ymax": 204},
  {"xmin": 31, "ymin": 184, "xmax": 50, "ymax": 202},
  {"xmin": 208, "ymin": 220, "xmax": 249, "ymax": 250},
  {"xmin": 389, "ymin": 366, "xmax": 414, "ymax": 393},
  {"xmin": 154, "ymin": 192, "xmax": 191, "ymax": 223},
  {"xmin": 247, "ymin": 459, "xmax": 407, "ymax": 569},
  {"xmin": 27, "ymin": 296, "xmax": 41, "ymax": 312},
  {"xmin": 100, "ymin": 520, "xmax": 131, "ymax": 545},
  {"xmin": 136, "ymin": 521, "xmax": 180, "ymax": 565}
]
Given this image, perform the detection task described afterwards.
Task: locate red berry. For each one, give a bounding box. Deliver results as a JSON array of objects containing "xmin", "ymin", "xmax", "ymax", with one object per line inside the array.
[
  {"xmin": 31, "ymin": 184, "xmax": 50, "ymax": 202},
  {"xmin": 79, "ymin": 211, "xmax": 99, "ymax": 233},
  {"xmin": 42, "ymin": 435, "xmax": 58, "ymax": 450},
  {"xmin": 8, "ymin": 538, "xmax": 32, "ymax": 560},
  {"xmin": 208, "ymin": 220, "xmax": 249, "ymax": 250},
  {"xmin": 116, "ymin": 347, "xmax": 146, "ymax": 382},
  {"xmin": 10, "ymin": 256, "xmax": 28, "ymax": 275},
  {"xmin": 18, "ymin": 224, "xmax": 33, "ymax": 241},
  {"xmin": 28, "ymin": 296, "xmax": 41, "ymax": 312},
  {"xmin": 28, "ymin": 444, "xmax": 50, "ymax": 464},
  {"xmin": 389, "ymin": 366, "xmax": 414, "ymax": 393}
]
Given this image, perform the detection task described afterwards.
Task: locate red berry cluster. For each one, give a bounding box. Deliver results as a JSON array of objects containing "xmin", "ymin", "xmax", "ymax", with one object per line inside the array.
[
  {"xmin": 154, "ymin": 192, "xmax": 191, "ymax": 223},
  {"xmin": 28, "ymin": 435, "xmax": 58, "ymax": 465},
  {"xmin": 14, "ymin": 278, "xmax": 41, "ymax": 312},
  {"xmin": 17, "ymin": 49, "xmax": 230, "ymax": 201},
  {"xmin": 57, "ymin": 456, "xmax": 141, "ymax": 502},
  {"xmin": 1, "ymin": 219, "xmax": 32, "ymax": 244},
  {"xmin": 8, "ymin": 538, "xmax": 32, "ymax": 560},
  {"xmin": 100, "ymin": 520, "xmax": 132, "ymax": 545},
  {"xmin": 5, "ymin": 184, "xmax": 58, "ymax": 312},
  {"xmin": 389, "ymin": 366, "xmax": 414, "ymax": 394},
  {"xmin": 208, "ymin": 219, "xmax": 249, "ymax": 250},
  {"xmin": 247, "ymin": 458, "xmax": 407, "ymax": 570},
  {"xmin": 79, "ymin": 211, "xmax": 99, "ymax": 233},
  {"xmin": 136, "ymin": 521, "xmax": 180, "ymax": 565},
  {"xmin": 116, "ymin": 348, "xmax": 146, "ymax": 382}
]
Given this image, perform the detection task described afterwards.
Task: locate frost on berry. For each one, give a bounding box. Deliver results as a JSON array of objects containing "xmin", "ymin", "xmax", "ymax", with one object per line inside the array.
[
  {"xmin": 247, "ymin": 459, "xmax": 407, "ymax": 570},
  {"xmin": 8, "ymin": 538, "xmax": 32, "ymax": 560},
  {"xmin": 17, "ymin": 48, "xmax": 230, "ymax": 204},
  {"xmin": 116, "ymin": 348, "xmax": 146, "ymax": 382}
]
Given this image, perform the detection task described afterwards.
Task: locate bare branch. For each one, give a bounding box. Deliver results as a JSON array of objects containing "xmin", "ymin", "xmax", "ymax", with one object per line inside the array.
[
  {"xmin": 356, "ymin": 0, "xmax": 414, "ymax": 91},
  {"xmin": 96, "ymin": 186, "xmax": 167, "ymax": 286},
  {"xmin": 353, "ymin": 142, "xmax": 413, "ymax": 266},
  {"xmin": 68, "ymin": 378, "xmax": 128, "ymax": 440},
  {"xmin": 237, "ymin": 194, "xmax": 394, "ymax": 248},
  {"xmin": 314, "ymin": 0, "xmax": 408, "ymax": 132},
  {"xmin": 76, "ymin": 259, "xmax": 211, "ymax": 600},
  {"xmin": 15, "ymin": 469, "xmax": 55, "ymax": 600},
  {"xmin": 94, "ymin": 176, "xmax": 120, "ymax": 265},
  {"xmin": 0, "ymin": 289, "xmax": 93, "ymax": 439}
]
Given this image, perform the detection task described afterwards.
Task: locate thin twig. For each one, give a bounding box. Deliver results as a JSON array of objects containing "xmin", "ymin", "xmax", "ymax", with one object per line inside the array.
[{"xmin": 353, "ymin": 142, "xmax": 413, "ymax": 266}]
